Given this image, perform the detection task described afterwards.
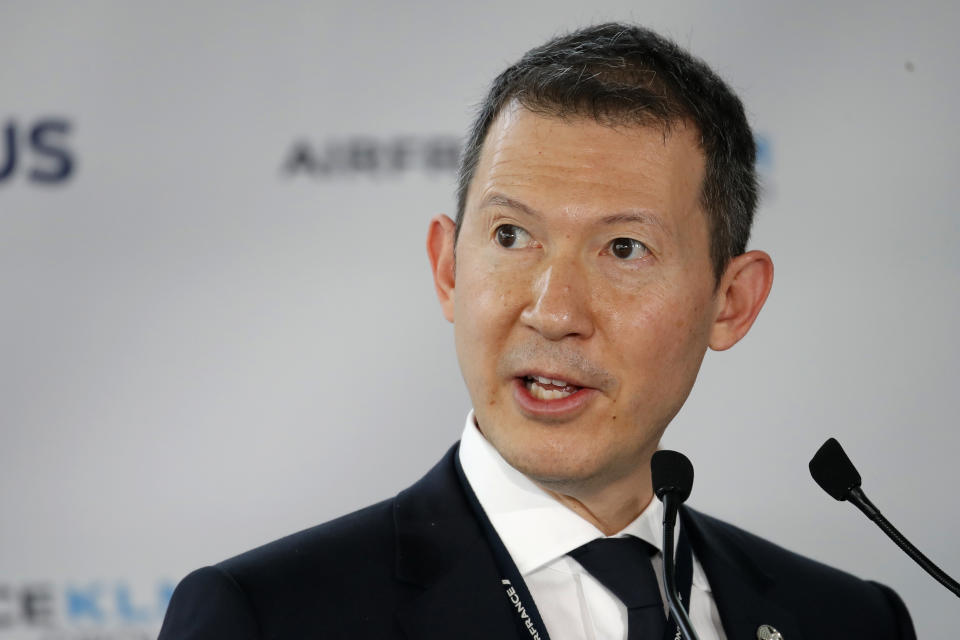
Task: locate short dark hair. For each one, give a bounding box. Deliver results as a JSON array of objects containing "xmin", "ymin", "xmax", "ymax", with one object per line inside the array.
[{"xmin": 455, "ymin": 23, "xmax": 757, "ymax": 281}]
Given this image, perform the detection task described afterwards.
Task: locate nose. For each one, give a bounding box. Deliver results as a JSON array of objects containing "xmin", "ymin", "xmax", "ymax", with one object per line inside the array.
[{"xmin": 520, "ymin": 259, "xmax": 595, "ymax": 341}]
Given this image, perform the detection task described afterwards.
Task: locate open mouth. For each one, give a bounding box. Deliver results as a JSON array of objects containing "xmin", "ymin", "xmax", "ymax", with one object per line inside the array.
[{"xmin": 523, "ymin": 375, "xmax": 583, "ymax": 400}]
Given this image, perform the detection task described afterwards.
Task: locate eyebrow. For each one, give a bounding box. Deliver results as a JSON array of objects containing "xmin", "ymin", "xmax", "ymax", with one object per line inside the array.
[
  {"xmin": 599, "ymin": 212, "xmax": 667, "ymax": 231},
  {"xmin": 481, "ymin": 193, "xmax": 667, "ymax": 231},
  {"xmin": 481, "ymin": 193, "xmax": 541, "ymax": 219}
]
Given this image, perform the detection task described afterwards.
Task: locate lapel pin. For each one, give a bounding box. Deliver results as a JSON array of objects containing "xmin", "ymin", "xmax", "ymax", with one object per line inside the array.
[{"xmin": 757, "ymin": 625, "xmax": 783, "ymax": 640}]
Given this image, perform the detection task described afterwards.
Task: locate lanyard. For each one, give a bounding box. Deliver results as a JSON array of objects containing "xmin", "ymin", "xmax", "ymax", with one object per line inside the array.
[
  {"xmin": 454, "ymin": 452, "xmax": 695, "ymax": 640},
  {"xmin": 456, "ymin": 454, "xmax": 552, "ymax": 639}
]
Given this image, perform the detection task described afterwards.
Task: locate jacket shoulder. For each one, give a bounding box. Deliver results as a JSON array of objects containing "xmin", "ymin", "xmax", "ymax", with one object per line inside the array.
[
  {"xmin": 691, "ymin": 509, "xmax": 878, "ymax": 588},
  {"xmin": 158, "ymin": 565, "xmax": 261, "ymax": 640},
  {"xmin": 159, "ymin": 447, "xmax": 465, "ymax": 638},
  {"xmin": 686, "ymin": 509, "xmax": 916, "ymax": 639},
  {"xmin": 220, "ymin": 496, "xmax": 397, "ymax": 582},
  {"xmin": 219, "ymin": 497, "xmax": 414, "ymax": 632},
  {"xmin": 161, "ymin": 497, "xmax": 415, "ymax": 639}
]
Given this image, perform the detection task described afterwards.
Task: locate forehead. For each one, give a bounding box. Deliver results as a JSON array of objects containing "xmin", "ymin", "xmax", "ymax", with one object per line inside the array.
[{"xmin": 465, "ymin": 104, "xmax": 707, "ymax": 232}]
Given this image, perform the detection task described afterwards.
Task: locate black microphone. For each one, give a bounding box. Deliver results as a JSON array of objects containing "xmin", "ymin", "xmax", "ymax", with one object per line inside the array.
[
  {"xmin": 651, "ymin": 450, "xmax": 701, "ymax": 640},
  {"xmin": 809, "ymin": 437, "xmax": 960, "ymax": 598}
]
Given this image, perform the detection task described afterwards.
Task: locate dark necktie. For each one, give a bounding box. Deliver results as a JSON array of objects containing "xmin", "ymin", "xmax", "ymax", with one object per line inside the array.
[{"xmin": 568, "ymin": 537, "xmax": 666, "ymax": 640}]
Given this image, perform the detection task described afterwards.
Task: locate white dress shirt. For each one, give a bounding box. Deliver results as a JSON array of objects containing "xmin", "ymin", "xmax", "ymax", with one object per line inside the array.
[{"xmin": 457, "ymin": 412, "xmax": 727, "ymax": 640}]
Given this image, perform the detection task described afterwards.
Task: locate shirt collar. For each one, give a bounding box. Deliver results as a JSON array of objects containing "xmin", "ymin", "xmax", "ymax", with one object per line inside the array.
[{"xmin": 457, "ymin": 411, "xmax": 665, "ymax": 576}]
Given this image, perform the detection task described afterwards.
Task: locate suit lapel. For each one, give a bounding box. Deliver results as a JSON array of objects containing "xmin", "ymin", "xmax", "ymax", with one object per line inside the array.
[
  {"xmin": 682, "ymin": 508, "xmax": 803, "ymax": 640},
  {"xmin": 393, "ymin": 445, "xmax": 521, "ymax": 640}
]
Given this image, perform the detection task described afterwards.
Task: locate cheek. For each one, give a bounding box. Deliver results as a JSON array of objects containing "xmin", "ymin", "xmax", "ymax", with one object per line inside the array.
[
  {"xmin": 457, "ymin": 279, "xmax": 509, "ymax": 332},
  {"xmin": 453, "ymin": 271, "xmax": 528, "ymax": 416},
  {"xmin": 453, "ymin": 258, "xmax": 527, "ymax": 379},
  {"xmin": 458, "ymin": 250, "xmax": 531, "ymax": 321},
  {"xmin": 600, "ymin": 282, "xmax": 713, "ymax": 373}
]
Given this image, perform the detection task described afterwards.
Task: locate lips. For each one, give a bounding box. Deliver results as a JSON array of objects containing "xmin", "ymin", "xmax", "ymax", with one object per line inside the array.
[
  {"xmin": 512, "ymin": 373, "xmax": 599, "ymax": 419},
  {"xmin": 524, "ymin": 375, "xmax": 581, "ymax": 400}
]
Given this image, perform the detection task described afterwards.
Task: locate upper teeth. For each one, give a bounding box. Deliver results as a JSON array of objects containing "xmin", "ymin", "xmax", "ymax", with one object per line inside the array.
[{"xmin": 534, "ymin": 375, "xmax": 570, "ymax": 387}]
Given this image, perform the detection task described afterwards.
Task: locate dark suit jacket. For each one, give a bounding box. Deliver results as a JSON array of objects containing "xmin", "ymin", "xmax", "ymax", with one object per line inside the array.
[{"xmin": 159, "ymin": 445, "xmax": 915, "ymax": 639}]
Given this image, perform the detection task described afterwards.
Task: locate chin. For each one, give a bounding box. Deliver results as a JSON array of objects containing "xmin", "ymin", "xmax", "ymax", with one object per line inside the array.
[
  {"xmin": 512, "ymin": 456, "xmax": 594, "ymax": 486},
  {"xmin": 490, "ymin": 415, "xmax": 663, "ymax": 495},
  {"xmin": 496, "ymin": 435, "xmax": 617, "ymax": 489}
]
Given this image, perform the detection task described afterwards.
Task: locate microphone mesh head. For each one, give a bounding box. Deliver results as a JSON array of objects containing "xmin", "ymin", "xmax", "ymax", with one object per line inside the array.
[
  {"xmin": 651, "ymin": 450, "xmax": 694, "ymax": 503},
  {"xmin": 809, "ymin": 437, "xmax": 862, "ymax": 501}
]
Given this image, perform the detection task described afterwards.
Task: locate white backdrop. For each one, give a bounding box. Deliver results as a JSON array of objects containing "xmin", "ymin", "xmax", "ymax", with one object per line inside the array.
[{"xmin": 1, "ymin": 1, "xmax": 958, "ymax": 638}]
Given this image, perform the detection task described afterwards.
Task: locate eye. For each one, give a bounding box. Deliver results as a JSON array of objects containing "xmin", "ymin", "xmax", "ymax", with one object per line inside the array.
[
  {"xmin": 494, "ymin": 224, "xmax": 532, "ymax": 249},
  {"xmin": 609, "ymin": 237, "xmax": 649, "ymax": 260}
]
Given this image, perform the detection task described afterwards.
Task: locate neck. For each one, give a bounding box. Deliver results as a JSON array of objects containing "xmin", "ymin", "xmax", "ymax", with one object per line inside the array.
[{"xmin": 535, "ymin": 467, "xmax": 655, "ymax": 536}]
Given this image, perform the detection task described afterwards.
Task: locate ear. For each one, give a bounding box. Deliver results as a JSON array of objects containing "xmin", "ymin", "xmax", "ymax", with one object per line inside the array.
[
  {"xmin": 709, "ymin": 250, "xmax": 774, "ymax": 351},
  {"xmin": 427, "ymin": 214, "xmax": 457, "ymax": 323}
]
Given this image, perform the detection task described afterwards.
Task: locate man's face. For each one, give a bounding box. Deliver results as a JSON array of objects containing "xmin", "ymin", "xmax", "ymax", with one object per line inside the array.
[{"xmin": 442, "ymin": 105, "xmax": 722, "ymax": 492}]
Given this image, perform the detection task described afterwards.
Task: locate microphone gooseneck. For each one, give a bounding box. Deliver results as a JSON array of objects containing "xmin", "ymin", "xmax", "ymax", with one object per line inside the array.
[
  {"xmin": 809, "ymin": 438, "xmax": 960, "ymax": 598},
  {"xmin": 651, "ymin": 450, "xmax": 701, "ymax": 640}
]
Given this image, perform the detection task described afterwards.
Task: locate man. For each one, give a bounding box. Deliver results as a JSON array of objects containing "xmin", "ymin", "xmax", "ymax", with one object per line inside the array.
[{"xmin": 159, "ymin": 23, "xmax": 915, "ymax": 639}]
